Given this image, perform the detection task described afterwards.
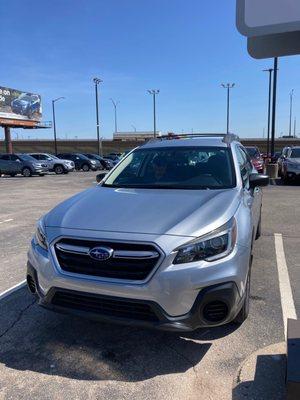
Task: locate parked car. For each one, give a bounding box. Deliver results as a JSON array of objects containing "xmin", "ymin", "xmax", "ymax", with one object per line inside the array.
[
  {"xmin": 0, "ymin": 153, "xmax": 48, "ymax": 177},
  {"xmin": 57, "ymin": 153, "xmax": 99, "ymax": 171},
  {"xmin": 103, "ymin": 154, "xmax": 120, "ymax": 166},
  {"xmin": 278, "ymin": 146, "xmax": 300, "ymax": 183},
  {"xmin": 11, "ymin": 93, "xmax": 41, "ymax": 119},
  {"xmin": 83, "ymin": 154, "xmax": 114, "ymax": 170},
  {"xmin": 245, "ymin": 146, "xmax": 264, "ymax": 173},
  {"xmin": 30, "ymin": 153, "xmax": 75, "ymax": 174},
  {"xmin": 27, "ymin": 134, "xmax": 269, "ymax": 332}
]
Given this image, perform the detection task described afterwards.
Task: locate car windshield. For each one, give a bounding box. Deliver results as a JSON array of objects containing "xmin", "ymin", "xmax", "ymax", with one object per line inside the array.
[
  {"xmin": 18, "ymin": 154, "xmax": 36, "ymax": 162},
  {"xmin": 290, "ymin": 149, "xmax": 300, "ymax": 158},
  {"xmin": 103, "ymin": 146, "xmax": 235, "ymax": 190},
  {"xmin": 18, "ymin": 95, "xmax": 31, "ymax": 102},
  {"xmin": 245, "ymin": 147, "xmax": 260, "ymax": 158}
]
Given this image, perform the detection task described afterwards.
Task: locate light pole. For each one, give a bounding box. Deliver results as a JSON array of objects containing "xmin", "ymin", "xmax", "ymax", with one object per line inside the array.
[
  {"xmin": 147, "ymin": 89, "xmax": 160, "ymax": 138},
  {"xmin": 263, "ymin": 68, "xmax": 273, "ymax": 156},
  {"xmin": 93, "ymin": 77, "xmax": 103, "ymax": 155},
  {"xmin": 110, "ymin": 98, "xmax": 119, "ymax": 133},
  {"xmin": 131, "ymin": 124, "xmax": 137, "ymax": 132},
  {"xmin": 289, "ymin": 89, "xmax": 294, "ymax": 137},
  {"xmin": 52, "ymin": 97, "xmax": 65, "ymax": 155},
  {"xmin": 271, "ymin": 57, "xmax": 279, "ymax": 157},
  {"xmin": 221, "ymin": 83, "xmax": 235, "ymax": 134}
]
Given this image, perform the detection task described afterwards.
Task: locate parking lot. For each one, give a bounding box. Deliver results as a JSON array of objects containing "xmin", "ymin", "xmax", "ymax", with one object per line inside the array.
[{"xmin": 0, "ymin": 172, "xmax": 299, "ymax": 400}]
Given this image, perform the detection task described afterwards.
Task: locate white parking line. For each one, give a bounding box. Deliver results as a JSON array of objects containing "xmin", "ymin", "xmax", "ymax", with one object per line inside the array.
[
  {"xmin": 274, "ymin": 233, "xmax": 297, "ymax": 338},
  {"xmin": 0, "ymin": 280, "xmax": 26, "ymax": 301},
  {"xmin": 0, "ymin": 218, "xmax": 13, "ymax": 225}
]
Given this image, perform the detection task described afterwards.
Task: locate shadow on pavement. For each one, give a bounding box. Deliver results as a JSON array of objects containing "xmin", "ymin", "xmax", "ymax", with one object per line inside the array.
[
  {"xmin": 0, "ymin": 287, "xmax": 214, "ymax": 382},
  {"xmin": 232, "ymin": 353, "xmax": 286, "ymax": 400}
]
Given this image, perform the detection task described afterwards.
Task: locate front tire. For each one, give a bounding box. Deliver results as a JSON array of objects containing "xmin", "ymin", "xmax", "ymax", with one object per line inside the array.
[
  {"xmin": 54, "ymin": 165, "xmax": 64, "ymax": 175},
  {"xmin": 22, "ymin": 167, "xmax": 32, "ymax": 177},
  {"xmin": 10, "ymin": 173, "xmax": 16, "ymax": 177},
  {"xmin": 82, "ymin": 163, "xmax": 90, "ymax": 172},
  {"xmin": 233, "ymin": 272, "xmax": 251, "ymax": 325}
]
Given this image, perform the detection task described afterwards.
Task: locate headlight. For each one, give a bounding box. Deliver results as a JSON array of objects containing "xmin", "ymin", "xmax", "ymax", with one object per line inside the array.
[
  {"xmin": 173, "ymin": 218, "xmax": 237, "ymax": 265},
  {"xmin": 91, "ymin": 160, "xmax": 96, "ymax": 164},
  {"xmin": 35, "ymin": 219, "xmax": 48, "ymax": 250}
]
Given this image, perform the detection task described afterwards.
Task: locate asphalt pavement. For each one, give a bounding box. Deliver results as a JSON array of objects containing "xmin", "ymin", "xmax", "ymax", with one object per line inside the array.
[{"xmin": 0, "ymin": 172, "xmax": 299, "ymax": 400}]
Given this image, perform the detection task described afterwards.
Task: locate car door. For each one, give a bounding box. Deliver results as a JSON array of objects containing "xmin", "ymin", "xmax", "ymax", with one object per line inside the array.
[
  {"xmin": 236, "ymin": 146, "xmax": 262, "ymax": 237},
  {"xmin": 10, "ymin": 155, "xmax": 23, "ymax": 173},
  {"xmin": 0, "ymin": 155, "xmax": 12, "ymax": 173}
]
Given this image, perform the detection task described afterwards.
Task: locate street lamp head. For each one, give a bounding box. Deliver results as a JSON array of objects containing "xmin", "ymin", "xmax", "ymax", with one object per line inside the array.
[
  {"xmin": 93, "ymin": 77, "xmax": 103, "ymax": 85},
  {"xmin": 53, "ymin": 96, "xmax": 65, "ymax": 103},
  {"xmin": 221, "ymin": 83, "xmax": 235, "ymax": 89},
  {"xmin": 148, "ymin": 89, "xmax": 160, "ymax": 95}
]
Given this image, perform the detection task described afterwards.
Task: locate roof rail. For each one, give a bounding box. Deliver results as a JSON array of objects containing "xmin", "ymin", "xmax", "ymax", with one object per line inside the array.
[{"xmin": 146, "ymin": 132, "xmax": 240, "ymax": 144}]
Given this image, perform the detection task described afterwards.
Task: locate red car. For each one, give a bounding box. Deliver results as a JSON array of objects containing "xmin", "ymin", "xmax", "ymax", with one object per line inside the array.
[{"xmin": 245, "ymin": 146, "xmax": 264, "ymax": 173}]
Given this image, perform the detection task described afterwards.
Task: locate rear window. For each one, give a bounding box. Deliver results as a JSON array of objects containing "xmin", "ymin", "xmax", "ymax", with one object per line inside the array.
[{"xmin": 245, "ymin": 147, "xmax": 260, "ymax": 158}]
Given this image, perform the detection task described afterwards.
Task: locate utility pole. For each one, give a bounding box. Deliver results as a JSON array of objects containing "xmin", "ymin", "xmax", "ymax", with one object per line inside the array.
[
  {"xmin": 93, "ymin": 77, "xmax": 103, "ymax": 155},
  {"xmin": 263, "ymin": 68, "xmax": 273, "ymax": 156},
  {"xmin": 221, "ymin": 83, "xmax": 235, "ymax": 133},
  {"xmin": 289, "ymin": 89, "xmax": 294, "ymax": 137},
  {"xmin": 110, "ymin": 99, "xmax": 119, "ymax": 133},
  {"xmin": 294, "ymin": 118, "xmax": 297, "ymax": 138},
  {"xmin": 147, "ymin": 89, "xmax": 160, "ymax": 138},
  {"xmin": 271, "ymin": 57, "xmax": 278, "ymax": 157},
  {"xmin": 52, "ymin": 97, "xmax": 65, "ymax": 155}
]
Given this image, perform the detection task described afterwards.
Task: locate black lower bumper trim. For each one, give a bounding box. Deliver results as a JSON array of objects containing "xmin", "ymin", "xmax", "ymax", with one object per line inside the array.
[{"xmin": 27, "ymin": 262, "xmax": 243, "ymax": 332}]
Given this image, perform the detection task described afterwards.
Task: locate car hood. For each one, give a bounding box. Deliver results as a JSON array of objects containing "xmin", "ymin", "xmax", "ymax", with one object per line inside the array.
[
  {"xmin": 13, "ymin": 99, "xmax": 28, "ymax": 106},
  {"xmin": 45, "ymin": 186, "xmax": 241, "ymax": 238}
]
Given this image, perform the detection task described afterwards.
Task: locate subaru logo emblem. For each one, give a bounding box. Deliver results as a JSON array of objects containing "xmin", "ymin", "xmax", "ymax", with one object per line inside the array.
[{"xmin": 89, "ymin": 246, "xmax": 114, "ymax": 261}]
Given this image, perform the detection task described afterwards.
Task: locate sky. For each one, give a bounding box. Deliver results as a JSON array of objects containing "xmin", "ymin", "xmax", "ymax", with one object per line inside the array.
[{"xmin": 1, "ymin": 0, "xmax": 300, "ymax": 140}]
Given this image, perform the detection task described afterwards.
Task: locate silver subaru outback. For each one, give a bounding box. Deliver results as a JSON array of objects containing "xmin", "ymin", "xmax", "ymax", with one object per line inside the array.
[{"xmin": 27, "ymin": 134, "xmax": 269, "ymax": 332}]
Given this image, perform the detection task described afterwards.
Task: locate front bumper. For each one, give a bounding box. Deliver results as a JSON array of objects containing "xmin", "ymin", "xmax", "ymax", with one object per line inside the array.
[
  {"xmin": 27, "ymin": 262, "xmax": 243, "ymax": 331},
  {"xmin": 32, "ymin": 167, "xmax": 48, "ymax": 174}
]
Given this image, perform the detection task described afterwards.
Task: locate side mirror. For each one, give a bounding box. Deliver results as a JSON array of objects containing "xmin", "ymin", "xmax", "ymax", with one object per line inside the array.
[
  {"xmin": 16, "ymin": 159, "xmax": 21, "ymax": 162},
  {"xmin": 96, "ymin": 172, "xmax": 107, "ymax": 183},
  {"xmin": 249, "ymin": 173, "xmax": 269, "ymax": 189}
]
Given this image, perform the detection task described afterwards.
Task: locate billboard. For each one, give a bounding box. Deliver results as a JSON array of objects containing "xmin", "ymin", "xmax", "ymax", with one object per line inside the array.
[
  {"xmin": 237, "ymin": 0, "xmax": 300, "ymax": 37},
  {"xmin": 0, "ymin": 86, "xmax": 42, "ymax": 122}
]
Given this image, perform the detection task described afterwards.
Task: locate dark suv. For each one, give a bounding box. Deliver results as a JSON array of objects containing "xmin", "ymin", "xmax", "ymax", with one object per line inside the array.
[
  {"xmin": 57, "ymin": 153, "xmax": 99, "ymax": 171},
  {"xmin": 0, "ymin": 153, "xmax": 48, "ymax": 177},
  {"xmin": 83, "ymin": 154, "xmax": 113, "ymax": 170}
]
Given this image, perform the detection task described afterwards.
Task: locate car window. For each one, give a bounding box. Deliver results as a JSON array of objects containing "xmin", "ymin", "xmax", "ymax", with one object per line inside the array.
[
  {"xmin": 290, "ymin": 148, "xmax": 300, "ymax": 158},
  {"xmin": 31, "ymin": 154, "xmax": 40, "ymax": 160},
  {"xmin": 1, "ymin": 155, "xmax": 10, "ymax": 161},
  {"xmin": 236, "ymin": 146, "xmax": 252, "ymax": 188},
  {"xmin": 10, "ymin": 155, "xmax": 19, "ymax": 161},
  {"xmin": 104, "ymin": 146, "xmax": 235, "ymax": 190}
]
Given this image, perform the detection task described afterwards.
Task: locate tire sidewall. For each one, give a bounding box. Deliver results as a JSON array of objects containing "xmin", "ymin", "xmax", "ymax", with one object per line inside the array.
[{"xmin": 22, "ymin": 167, "xmax": 32, "ymax": 177}]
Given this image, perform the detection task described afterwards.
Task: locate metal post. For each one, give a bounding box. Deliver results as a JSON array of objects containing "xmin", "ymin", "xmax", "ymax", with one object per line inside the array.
[
  {"xmin": 148, "ymin": 89, "xmax": 160, "ymax": 138},
  {"xmin": 4, "ymin": 126, "xmax": 12, "ymax": 153},
  {"xmin": 271, "ymin": 57, "xmax": 278, "ymax": 157},
  {"xmin": 110, "ymin": 99, "xmax": 119, "ymax": 133},
  {"xmin": 93, "ymin": 78, "xmax": 103, "ymax": 156},
  {"xmin": 52, "ymin": 100, "xmax": 57, "ymax": 155},
  {"xmin": 222, "ymin": 83, "xmax": 235, "ymax": 134},
  {"xmin": 52, "ymin": 97, "xmax": 65, "ymax": 155},
  {"xmin": 289, "ymin": 90, "xmax": 294, "ymax": 137},
  {"xmin": 294, "ymin": 118, "xmax": 297, "ymax": 138},
  {"xmin": 263, "ymin": 69, "xmax": 273, "ymax": 157}
]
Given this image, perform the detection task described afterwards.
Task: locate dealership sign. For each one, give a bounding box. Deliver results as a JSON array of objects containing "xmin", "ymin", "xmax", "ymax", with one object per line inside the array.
[
  {"xmin": 237, "ymin": 0, "xmax": 300, "ymax": 58},
  {"xmin": 0, "ymin": 86, "xmax": 42, "ymax": 122}
]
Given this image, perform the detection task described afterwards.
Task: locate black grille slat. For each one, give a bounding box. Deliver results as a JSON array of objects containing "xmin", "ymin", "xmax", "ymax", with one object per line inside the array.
[
  {"xmin": 52, "ymin": 291, "xmax": 159, "ymax": 322},
  {"xmin": 54, "ymin": 238, "xmax": 161, "ymax": 281}
]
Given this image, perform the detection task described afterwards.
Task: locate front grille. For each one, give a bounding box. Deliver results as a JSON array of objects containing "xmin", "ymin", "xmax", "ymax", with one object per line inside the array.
[
  {"xmin": 202, "ymin": 301, "xmax": 228, "ymax": 323},
  {"xmin": 52, "ymin": 291, "xmax": 159, "ymax": 322},
  {"xmin": 54, "ymin": 238, "xmax": 162, "ymax": 281}
]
